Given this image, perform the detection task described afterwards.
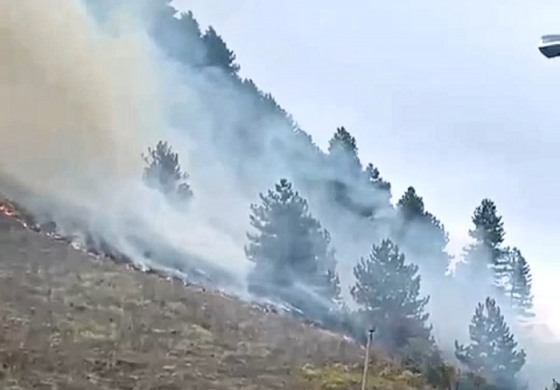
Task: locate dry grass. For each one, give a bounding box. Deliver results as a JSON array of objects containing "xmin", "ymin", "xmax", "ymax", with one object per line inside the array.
[
  {"xmin": 0, "ymin": 212, "xmax": 440, "ymax": 389},
  {"xmin": 300, "ymin": 361, "xmax": 428, "ymax": 390}
]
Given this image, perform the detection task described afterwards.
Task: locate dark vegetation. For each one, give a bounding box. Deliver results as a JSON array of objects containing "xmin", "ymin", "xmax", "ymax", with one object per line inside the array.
[
  {"xmin": 114, "ymin": 1, "xmax": 552, "ymax": 387},
  {"xmin": 142, "ymin": 140, "xmax": 193, "ymax": 206}
]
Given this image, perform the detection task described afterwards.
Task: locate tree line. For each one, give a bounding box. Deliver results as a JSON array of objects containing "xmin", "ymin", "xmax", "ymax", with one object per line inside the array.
[
  {"xmin": 143, "ymin": 136, "xmax": 535, "ymax": 389},
  {"xmin": 135, "ymin": 2, "xmax": 550, "ymax": 388}
]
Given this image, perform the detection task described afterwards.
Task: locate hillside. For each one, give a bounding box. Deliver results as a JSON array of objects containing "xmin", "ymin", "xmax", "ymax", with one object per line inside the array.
[
  {"xmin": 0, "ymin": 202, "xmax": 438, "ymax": 389},
  {"xmin": 0, "ymin": 1, "xmax": 547, "ymax": 388}
]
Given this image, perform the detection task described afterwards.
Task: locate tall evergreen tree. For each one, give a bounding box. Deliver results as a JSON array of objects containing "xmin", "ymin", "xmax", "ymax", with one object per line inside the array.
[
  {"xmin": 350, "ymin": 239, "xmax": 433, "ymax": 351},
  {"xmin": 470, "ymin": 199, "xmax": 505, "ymax": 244},
  {"xmin": 326, "ymin": 127, "xmax": 367, "ymax": 215},
  {"xmin": 150, "ymin": 4, "xmax": 206, "ymax": 67},
  {"xmin": 176, "ymin": 11, "xmax": 201, "ymax": 37},
  {"xmin": 142, "ymin": 141, "xmax": 193, "ymax": 204},
  {"xmin": 328, "ymin": 126, "xmax": 358, "ymax": 152},
  {"xmin": 455, "ymin": 297, "xmax": 526, "ymax": 388},
  {"xmin": 395, "ymin": 187, "xmax": 451, "ymax": 277},
  {"xmin": 507, "ymin": 248, "xmax": 534, "ymax": 320},
  {"xmin": 365, "ymin": 163, "xmax": 391, "ymax": 194},
  {"xmin": 462, "ymin": 199, "xmax": 506, "ymax": 288},
  {"xmin": 327, "ymin": 126, "xmax": 360, "ymax": 170},
  {"xmin": 362, "ymin": 163, "xmax": 392, "ymax": 218},
  {"xmin": 397, "ymin": 187, "xmax": 425, "ymax": 220},
  {"xmin": 470, "ymin": 199, "xmax": 505, "ymax": 260},
  {"xmin": 330, "ymin": 161, "xmax": 392, "ymax": 220},
  {"xmin": 202, "ymin": 26, "xmax": 240, "ymax": 75},
  {"xmin": 245, "ymin": 179, "xmax": 341, "ymax": 317}
]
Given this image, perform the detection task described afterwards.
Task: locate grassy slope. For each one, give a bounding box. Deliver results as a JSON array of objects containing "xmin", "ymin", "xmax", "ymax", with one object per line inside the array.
[{"xmin": 0, "ymin": 208, "xmax": 438, "ymax": 389}]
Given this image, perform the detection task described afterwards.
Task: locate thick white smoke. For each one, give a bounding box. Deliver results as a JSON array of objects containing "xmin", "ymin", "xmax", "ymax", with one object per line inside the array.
[
  {"xmin": 0, "ymin": 0, "xmax": 250, "ymax": 289},
  {"xmin": 0, "ymin": 0, "xmax": 159, "ymax": 188}
]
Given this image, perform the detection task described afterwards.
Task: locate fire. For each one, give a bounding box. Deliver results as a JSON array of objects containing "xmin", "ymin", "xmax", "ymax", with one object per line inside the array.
[
  {"xmin": 0, "ymin": 197, "xmax": 195, "ymax": 291},
  {"xmin": 0, "ymin": 202, "xmax": 16, "ymax": 217},
  {"xmin": 0, "ymin": 199, "xmax": 37, "ymax": 230}
]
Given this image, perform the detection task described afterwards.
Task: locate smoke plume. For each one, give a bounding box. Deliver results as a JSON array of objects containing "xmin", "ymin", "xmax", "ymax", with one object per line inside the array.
[{"xmin": 0, "ymin": 0, "xmax": 248, "ymax": 288}]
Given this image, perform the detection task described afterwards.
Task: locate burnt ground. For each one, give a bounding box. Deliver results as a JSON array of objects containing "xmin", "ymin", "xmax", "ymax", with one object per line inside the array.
[{"xmin": 0, "ymin": 210, "xmax": 434, "ymax": 389}]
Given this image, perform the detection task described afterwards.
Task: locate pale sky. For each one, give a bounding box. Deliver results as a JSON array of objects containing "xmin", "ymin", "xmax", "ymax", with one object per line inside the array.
[{"xmin": 173, "ymin": 0, "xmax": 560, "ymax": 334}]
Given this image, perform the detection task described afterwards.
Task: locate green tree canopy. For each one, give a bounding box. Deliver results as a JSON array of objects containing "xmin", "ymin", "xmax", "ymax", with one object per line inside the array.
[
  {"xmin": 142, "ymin": 140, "xmax": 193, "ymax": 205},
  {"xmin": 394, "ymin": 187, "xmax": 451, "ymax": 277},
  {"xmin": 350, "ymin": 239, "xmax": 433, "ymax": 351},
  {"xmin": 506, "ymin": 248, "xmax": 534, "ymax": 320},
  {"xmin": 202, "ymin": 26, "xmax": 240, "ymax": 75},
  {"xmin": 455, "ymin": 297, "xmax": 526, "ymax": 388},
  {"xmin": 461, "ymin": 199, "xmax": 507, "ymax": 289},
  {"xmin": 245, "ymin": 179, "xmax": 341, "ymax": 318}
]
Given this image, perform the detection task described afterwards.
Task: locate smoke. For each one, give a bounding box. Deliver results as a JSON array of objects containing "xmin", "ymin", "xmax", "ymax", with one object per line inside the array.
[
  {"xmin": 0, "ymin": 1, "xmax": 557, "ymax": 387},
  {"xmin": 0, "ymin": 0, "xmax": 249, "ymax": 289},
  {"xmin": 0, "ymin": 1, "xmax": 158, "ymax": 190}
]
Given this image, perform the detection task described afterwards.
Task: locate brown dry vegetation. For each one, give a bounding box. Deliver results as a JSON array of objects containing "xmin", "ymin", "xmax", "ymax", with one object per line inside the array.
[{"xmin": 0, "ymin": 211, "xmax": 441, "ymax": 389}]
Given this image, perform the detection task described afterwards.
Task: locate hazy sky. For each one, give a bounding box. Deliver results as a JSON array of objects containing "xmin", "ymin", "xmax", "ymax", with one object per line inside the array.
[{"xmin": 173, "ymin": 0, "xmax": 560, "ymax": 333}]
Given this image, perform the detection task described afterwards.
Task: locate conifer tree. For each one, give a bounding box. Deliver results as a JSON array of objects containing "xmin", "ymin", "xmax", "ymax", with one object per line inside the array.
[
  {"xmin": 328, "ymin": 126, "xmax": 358, "ymax": 153},
  {"xmin": 470, "ymin": 199, "xmax": 506, "ymax": 262},
  {"xmin": 245, "ymin": 179, "xmax": 341, "ymax": 316},
  {"xmin": 150, "ymin": 4, "xmax": 206, "ymax": 66},
  {"xmin": 507, "ymin": 248, "xmax": 534, "ymax": 320},
  {"xmin": 395, "ymin": 187, "xmax": 451, "ymax": 277},
  {"xmin": 142, "ymin": 141, "xmax": 193, "ymax": 204},
  {"xmin": 493, "ymin": 246, "xmax": 514, "ymax": 294},
  {"xmin": 350, "ymin": 239, "xmax": 433, "ymax": 351},
  {"xmin": 470, "ymin": 199, "xmax": 506, "ymax": 249},
  {"xmin": 326, "ymin": 127, "xmax": 368, "ymax": 216},
  {"xmin": 455, "ymin": 297, "xmax": 526, "ymax": 388},
  {"xmin": 396, "ymin": 187, "xmax": 424, "ymax": 219},
  {"xmin": 462, "ymin": 199, "xmax": 506, "ymax": 288},
  {"xmin": 365, "ymin": 163, "xmax": 390, "ymax": 193},
  {"xmin": 362, "ymin": 163, "xmax": 392, "ymax": 219},
  {"xmin": 327, "ymin": 126, "xmax": 361, "ymax": 171},
  {"xmin": 202, "ymin": 26, "xmax": 240, "ymax": 75}
]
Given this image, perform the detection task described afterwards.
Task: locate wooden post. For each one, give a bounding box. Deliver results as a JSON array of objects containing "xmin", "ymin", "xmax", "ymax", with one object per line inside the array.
[{"xmin": 361, "ymin": 328, "xmax": 375, "ymax": 390}]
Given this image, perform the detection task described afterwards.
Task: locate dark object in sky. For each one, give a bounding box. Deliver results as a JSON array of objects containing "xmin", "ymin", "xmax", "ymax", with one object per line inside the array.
[{"xmin": 539, "ymin": 35, "xmax": 560, "ymax": 58}]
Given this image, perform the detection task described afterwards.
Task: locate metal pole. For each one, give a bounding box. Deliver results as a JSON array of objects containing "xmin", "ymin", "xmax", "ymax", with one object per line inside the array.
[{"xmin": 361, "ymin": 328, "xmax": 375, "ymax": 390}]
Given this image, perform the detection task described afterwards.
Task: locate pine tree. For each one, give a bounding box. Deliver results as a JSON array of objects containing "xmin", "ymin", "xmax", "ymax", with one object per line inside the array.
[
  {"xmin": 361, "ymin": 163, "xmax": 392, "ymax": 218},
  {"xmin": 326, "ymin": 127, "xmax": 367, "ymax": 216},
  {"xmin": 245, "ymin": 179, "xmax": 341, "ymax": 317},
  {"xmin": 394, "ymin": 187, "xmax": 451, "ymax": 277},
  {"xmin": 328, "ymin": 126, "xmax": 358, "ymax": 152},
  {"xmin": 350, "ymin": 239, "xmax": 433, "ymax": 351},
  {"xmin": 470, "ymin": 199, "xmax": 505, "ymax": 248},
  {"xmin": 507, "ymin": 248, "xmax": 534, "ymax": 320},
  {"xmin": 397, "ymin": 187, "xmax": 425, "ymax": 220},
  {"xmin": 470, "ymin": 199, "xmax": 506, "ymax": 263},
  {"xmin": 327, "ymin": 126, "xmax": 360, "ymax": 170},
  {"xmin": 177, "ymin": 10, "xmax": 201, "ymax": 37},
  {"xmin": 455, "ymin": 297, "xmax": 526, "ymax": 388},
  {"xmin": 462, "ymin": 199, "xmax": 506, "ymax": 288},
  {"xmin": 202, "ymin": 26, "xmax": 240, "ymax": 75},
  {"xmin": 150, "ymin": 4, "xmax": 206, "ymax": 66},
  {"xmin": 365, "ymin": 163, "xmax": 391, "ymax": 193},
  {"xmin": 142, "ymin": 141, "xmax": 193, "ymax": 204}
]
